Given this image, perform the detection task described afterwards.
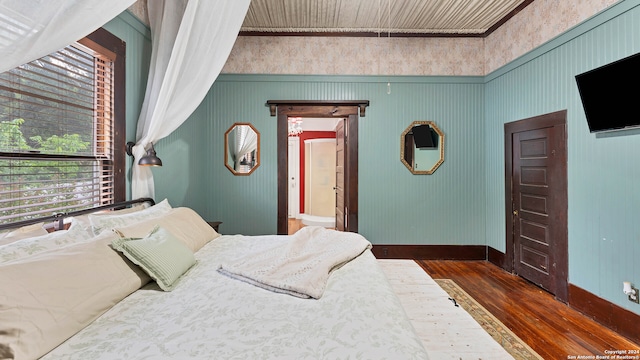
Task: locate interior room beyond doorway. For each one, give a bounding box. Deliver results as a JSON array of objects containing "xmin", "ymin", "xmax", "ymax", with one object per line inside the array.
[{"xmin": 287, "ymin": 117, "xmax": 342, "ymax": 234}]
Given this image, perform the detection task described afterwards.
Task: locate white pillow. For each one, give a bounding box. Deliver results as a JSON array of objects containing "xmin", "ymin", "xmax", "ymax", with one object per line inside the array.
[
  {"xmin": 0, "ymin": 223, "xmax": 95, "ymax": 265},
  {"xmin": 113, "ymin": 207, "xmax": 220, "ymax": 253},
  {"xmin": 88, "ymin": 199, "xmax": 172, "ymax": 236},
  {"xmin": 90, "ymin": 203, "xmax": 148, "ymax": 216},
  {"xmin": 70, "ymin": 203, "xmax": 148, "ymax": 235},
  {"xmin": 0, "ymin": 223, "xmax": 48, "ymax": 246},
  {"xmin": 0, "ymin": 232, "xmax": 150, "ymax": 360}
]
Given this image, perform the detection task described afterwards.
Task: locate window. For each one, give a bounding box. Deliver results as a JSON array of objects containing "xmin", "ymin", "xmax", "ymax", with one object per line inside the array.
[{"xmin": 0, "ymin": 28, "xmax": 125, "ymax": 224}]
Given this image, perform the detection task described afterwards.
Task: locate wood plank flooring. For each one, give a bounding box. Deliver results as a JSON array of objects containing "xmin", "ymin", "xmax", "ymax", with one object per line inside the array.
[{"xmin": 417, "ymin": 260, "xmax": 640, "ymax": 359}]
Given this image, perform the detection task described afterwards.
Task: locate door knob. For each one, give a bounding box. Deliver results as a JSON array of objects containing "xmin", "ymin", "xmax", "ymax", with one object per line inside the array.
[{"xmin": 513, "ymin": 210, "xmax": 518, "ymax": 216}]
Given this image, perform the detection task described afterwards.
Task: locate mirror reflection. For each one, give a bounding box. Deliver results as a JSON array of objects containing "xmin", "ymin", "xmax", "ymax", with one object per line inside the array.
[
  {"xmin": 401, "ymin": 121, "xmax": 444, "ymax": 175},
  {"xmin": 224, "ymin": 123, "xmax": 260, "ymax": 175}
]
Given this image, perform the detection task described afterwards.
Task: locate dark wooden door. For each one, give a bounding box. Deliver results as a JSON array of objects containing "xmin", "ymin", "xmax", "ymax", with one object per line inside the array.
[
  {"xmin": 335, "ymin": 119, "xmax": 345, "ymax": 231},
  {"xmin": 505, "ymin": 110, "xmax": 567, "ymax": 301},
  {"xmin": 512, "ymin": 128, "xmax": 555, "ymax": 291}
]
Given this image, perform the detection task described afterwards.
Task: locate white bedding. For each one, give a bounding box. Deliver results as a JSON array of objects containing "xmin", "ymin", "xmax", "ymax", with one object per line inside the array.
[
  {"xmin": 42, "ymin": 234, "xmax": 430, "ymax": 359},
  {"xmin": 218, "ymin": 226, "xmax": 372, "ymax": 299}
]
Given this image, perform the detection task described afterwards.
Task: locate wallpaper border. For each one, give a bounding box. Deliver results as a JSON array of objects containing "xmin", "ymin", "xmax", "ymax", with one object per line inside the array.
[{"xmin": 486, "ymin": 0, "xmax": 640, "ymax": 82}]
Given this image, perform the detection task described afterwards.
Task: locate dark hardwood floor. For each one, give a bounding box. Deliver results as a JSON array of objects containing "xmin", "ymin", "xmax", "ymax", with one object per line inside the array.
[
  {"xmin": 416, "ymin": 260, "xmax": 640, "ymax": 359},
  {"xmin": 288, "ymin": 218, "xmax": 306, "ymax": 235}
]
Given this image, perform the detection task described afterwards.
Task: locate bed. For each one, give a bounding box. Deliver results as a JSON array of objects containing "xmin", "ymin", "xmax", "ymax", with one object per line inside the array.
[{"xmin": 0, "ymin": 199, "xmax": 430, "ymax": 360}]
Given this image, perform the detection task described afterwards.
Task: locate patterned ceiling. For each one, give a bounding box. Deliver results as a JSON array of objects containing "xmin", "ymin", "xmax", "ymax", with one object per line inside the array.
[{"xmin": 240, "ymin": 0, "xmax": 532, "ymax": 36}]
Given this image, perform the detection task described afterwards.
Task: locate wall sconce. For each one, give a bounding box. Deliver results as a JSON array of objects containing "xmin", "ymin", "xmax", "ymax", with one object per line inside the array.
[
  {"xmin": 623, "ymin": 281, "xmax": 639, "ymax": 304},
  {"xmin": 126, "ymin": 142, "xmax": 163, "ymax": 167}
]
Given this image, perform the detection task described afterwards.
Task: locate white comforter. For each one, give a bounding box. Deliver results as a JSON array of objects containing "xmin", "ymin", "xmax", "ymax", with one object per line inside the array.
[
  {"xmin": 218, "ymin": 226, "xmax": 372, "ymax": 299},
  {"xmin": 42, "ymin": 234, "xmax": 430, "ymax": 359}
]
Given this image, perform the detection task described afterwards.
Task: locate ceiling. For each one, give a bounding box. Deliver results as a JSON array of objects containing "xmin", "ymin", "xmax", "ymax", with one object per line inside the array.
[{"xmin": 240, "ymin": 0, "xmax": 534, "ymax": 37}]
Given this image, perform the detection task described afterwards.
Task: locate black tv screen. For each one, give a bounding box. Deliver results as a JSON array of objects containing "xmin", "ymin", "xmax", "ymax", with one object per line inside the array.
[
  {"xmin": 412, "ymin": 125, "xmax": 437, "ymax": 148},
  {"xmin": 575, "ymin": 52, "xmax": 640, "ymax": 133}
]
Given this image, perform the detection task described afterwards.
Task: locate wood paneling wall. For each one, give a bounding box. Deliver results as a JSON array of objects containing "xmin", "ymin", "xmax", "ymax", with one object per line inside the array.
[
  {"xmin": 167, "ymin": 75, "xmax": 486, "ymax": 239},
  {"xmin": 484, "ymin": 1, "xmax": 640, "ymax": 315}
]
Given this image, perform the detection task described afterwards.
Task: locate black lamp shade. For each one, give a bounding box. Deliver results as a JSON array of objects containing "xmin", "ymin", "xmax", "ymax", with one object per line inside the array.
[{"xmin": 138, "ymin": 143, "xmax": 162, "ymax": 166}]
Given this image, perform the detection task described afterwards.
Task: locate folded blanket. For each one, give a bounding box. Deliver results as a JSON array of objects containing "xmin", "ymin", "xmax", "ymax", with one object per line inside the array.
[{"xmin": 217, "ymin": 226, "xmax": 372, "ymax": 299}]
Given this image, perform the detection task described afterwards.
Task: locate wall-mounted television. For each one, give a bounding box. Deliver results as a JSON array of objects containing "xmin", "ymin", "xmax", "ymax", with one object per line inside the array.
[
  {"xmin": 412, "ymin": 125, "xmax": 438, "ymax": 148},
  {"xmin": 575, "ymin": 52, "xmax": 640, "ymax": 133}
]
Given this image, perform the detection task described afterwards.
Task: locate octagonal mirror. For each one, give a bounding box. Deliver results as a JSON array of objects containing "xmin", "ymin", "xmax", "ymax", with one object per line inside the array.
[
  {"xmin": 401, "ymin": 121, "xmax": 444, "ymax": 175},
  {"xmin": 224, "ymin": 123, "xmax": 260, "ymax": 175}
]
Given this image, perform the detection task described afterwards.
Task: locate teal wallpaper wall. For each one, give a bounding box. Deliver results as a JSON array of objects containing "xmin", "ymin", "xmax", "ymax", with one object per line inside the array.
[
  {"xmin": 103, "ymin": 12, "xmax": 152, "ymax": 200},
  {"xmin": 154, "ymin": 76, "xmax": 486, "ymax": 245},
  {"xmin": 484, "ymin": 0, "xmax": 640, "ymax": 314}
]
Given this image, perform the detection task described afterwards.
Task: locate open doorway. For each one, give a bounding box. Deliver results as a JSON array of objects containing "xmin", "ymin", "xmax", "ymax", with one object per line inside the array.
[
  {"xmin": 267, "ymin": 100, "xmax": 369, "ymax": 235},
  {"xmin": 287, "ymin": 118, "xmax": 341, "ymax": 234}
]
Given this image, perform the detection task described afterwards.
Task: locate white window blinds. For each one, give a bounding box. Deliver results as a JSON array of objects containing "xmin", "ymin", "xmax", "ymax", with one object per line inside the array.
[{"xmin": 0, "ymin": 42, "xmax": 115, "ymax": 223}]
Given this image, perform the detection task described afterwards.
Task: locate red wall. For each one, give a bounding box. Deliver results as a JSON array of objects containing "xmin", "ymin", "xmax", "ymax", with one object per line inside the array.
[{"xmin": 295, "ymin": 131, "xmax": 336, "ymax": 214}]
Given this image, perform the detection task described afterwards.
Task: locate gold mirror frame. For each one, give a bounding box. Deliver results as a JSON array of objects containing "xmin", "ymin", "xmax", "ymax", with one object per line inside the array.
[
  {"xmin": 400, "ymin": 120, "xmax": 445, "ymax": 175},
  {"xmin": 224, "ymin": 123, "xmax": 260, "ymax": 176}
]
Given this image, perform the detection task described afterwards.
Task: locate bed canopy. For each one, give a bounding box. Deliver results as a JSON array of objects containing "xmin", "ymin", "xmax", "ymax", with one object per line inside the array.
[{"xmin": 0, "ymin": 0, "xmax": 250, "ymax": 199}]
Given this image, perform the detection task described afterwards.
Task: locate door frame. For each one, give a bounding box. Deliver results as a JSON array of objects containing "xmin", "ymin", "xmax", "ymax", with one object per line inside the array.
[
  {"xmin": 504, "ymin": 110, "xmax": 568, "ymax": 302},
  {"xmin": 287, "ymin": 136, "xmax": 300, "ymax": 219},
  {"xmin": 267, "ymin": 100, "xmax": 369, "ymax": 235}
]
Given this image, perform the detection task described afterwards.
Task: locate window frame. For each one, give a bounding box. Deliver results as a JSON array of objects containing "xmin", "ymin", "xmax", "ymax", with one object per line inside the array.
[{"xmin": 83, "ymin": 27, "xmax": 126, "ymax": 205}]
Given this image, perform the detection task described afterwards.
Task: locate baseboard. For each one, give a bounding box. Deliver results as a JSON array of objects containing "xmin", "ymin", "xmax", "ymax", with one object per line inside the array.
[
  {"xmin": 568, "ymin": 284, "xmax": 640, "ymax": 345},
  {"xmin": 487, "ymin": 246, "xmax": 511, "ymax": 272},
  {"xmin": 370, "ymin": 244, "xmax": 486, "ymax": 260}
]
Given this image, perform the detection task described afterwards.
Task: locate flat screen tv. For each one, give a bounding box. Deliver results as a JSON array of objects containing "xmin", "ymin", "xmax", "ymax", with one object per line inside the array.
[
  {"xmin": 412, "ymin": 125, "xmax": 438, "ymax": 148},
  {"xmin": 575, "ymin": 52, "xmax": 640, "ymax": 133}
]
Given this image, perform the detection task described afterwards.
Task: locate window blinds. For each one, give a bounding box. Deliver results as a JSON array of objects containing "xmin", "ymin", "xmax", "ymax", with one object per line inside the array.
[{"xmin": 0, "ymin": 43, "xmax": 114, "ymax": 224}]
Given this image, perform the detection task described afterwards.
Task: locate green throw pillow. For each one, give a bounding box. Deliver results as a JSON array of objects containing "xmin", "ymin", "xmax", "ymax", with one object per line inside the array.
[{"xmin": 111, "ymin": 226, "xmax": 196, "ymax": 291}]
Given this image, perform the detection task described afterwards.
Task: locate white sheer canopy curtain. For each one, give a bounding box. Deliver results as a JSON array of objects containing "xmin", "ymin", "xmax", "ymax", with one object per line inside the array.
[
  {"xmin": 0, "ymin": 0, "xmax": 136, "ymax": 73},
  {"xmin": 131, "ymin": 0, "xmax": 250, "ymax": 199}
]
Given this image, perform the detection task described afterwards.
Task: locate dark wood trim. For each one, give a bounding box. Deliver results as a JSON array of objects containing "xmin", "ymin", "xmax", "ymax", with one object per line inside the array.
[
  {"xmin": 266, "ymin": 100, "xmax": 369, "ymax": 117},
  {"xmin": 85, "ymin": 27, "xmax": 126, "ymax": 204},
  {"xmin": 569, "ymin": 283, "xmax": 640, "ymax": 345},
  {"xmin": 345, "ymin": 114, "xmax": 358, "ymax": 231},
  {"xmin": 268, "ymin": 100, "xmax": 369, "ymax": 235},
  {"xmin": 504, "ymin": 110, "xmax": 568, "ymax": 302},
  {"xmin": 240, "ymin": 31, "xmax": 486, "ymax": 38},
  {"xmin": 487, "ymin": 246, "xmax": 509, "ymax": 270},
  {"xmin": 371, "ymin": 245, "xmax": 486, "ymax": 260},
  {"xmin": 277, "ymin": 112, "xmax": 288, "ymax": 234},
  {"xmin": 483, "ymin": 0, "xmax": 535, "ymax": 36}
]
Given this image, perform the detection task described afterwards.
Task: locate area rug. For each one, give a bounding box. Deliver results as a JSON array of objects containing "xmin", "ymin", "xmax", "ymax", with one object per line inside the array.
[{"xmin": 434, "ymin": 279, "xmax": 544, "ymax": 360}]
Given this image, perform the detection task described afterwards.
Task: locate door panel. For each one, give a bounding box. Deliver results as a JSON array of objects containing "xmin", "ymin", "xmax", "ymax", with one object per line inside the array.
[
  {"xmin": 287, "ymin": 137, "xmax": 300, "ymax": 218},
  {"xmin": 513, "ymin": 128, "xmax": 554, "ymax": 291},
  {"xmin": 505, "ymin": 110, "xmax": 567, "ymax": 301},
  {"xmin": 335, "ymin": 119, "xmax": 345, "ymax": 231}
]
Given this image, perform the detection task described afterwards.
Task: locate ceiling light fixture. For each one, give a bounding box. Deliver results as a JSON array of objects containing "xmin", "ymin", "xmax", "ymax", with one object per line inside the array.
[
  {"xmin": 378, "ymin": 0, "xmax": 392, "ymax": 95},
  {"xmin": 387, "ymin": 0, "xmax": 391, "ymax": 95}
]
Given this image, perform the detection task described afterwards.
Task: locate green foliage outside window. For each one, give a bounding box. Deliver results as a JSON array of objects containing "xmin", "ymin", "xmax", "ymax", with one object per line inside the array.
[{"xmin": 0, "ymin": 118, "xmax": 94, "ymax": 223}]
